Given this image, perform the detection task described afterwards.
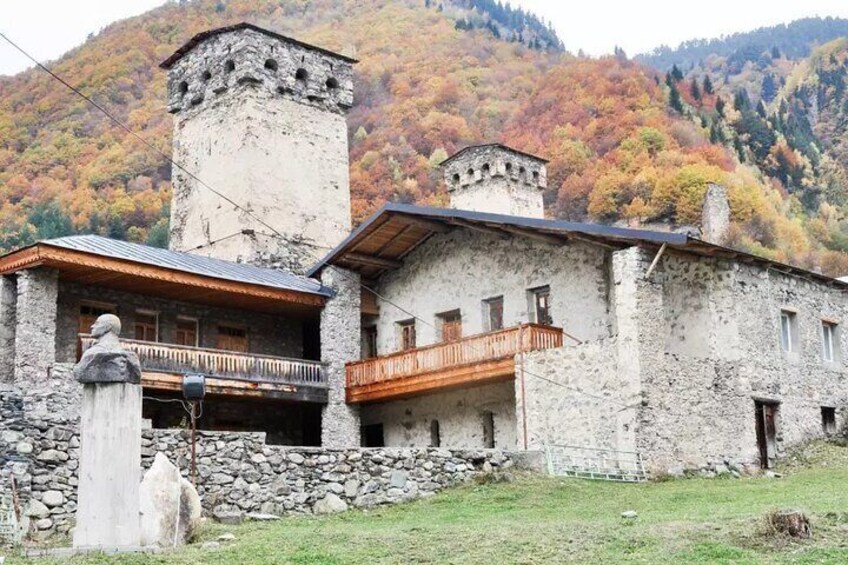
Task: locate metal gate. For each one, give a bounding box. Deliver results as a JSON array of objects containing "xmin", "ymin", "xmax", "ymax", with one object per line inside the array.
[{"xmin": 545, "ymin": 444, "xmax": 647, "ymax": 482}]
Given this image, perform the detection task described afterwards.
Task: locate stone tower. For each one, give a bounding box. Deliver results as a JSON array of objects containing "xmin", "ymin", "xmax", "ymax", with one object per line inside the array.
[
  {"xmin": 442, "ymin": 144, "xmax": 547, "ymax": 218},
  {"xmin": 161, "ymin": 23, "xmax": 356, "ymax": 272}
]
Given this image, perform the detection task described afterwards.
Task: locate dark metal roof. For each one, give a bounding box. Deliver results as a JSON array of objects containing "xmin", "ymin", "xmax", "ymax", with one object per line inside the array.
[
  {"xmin": 160, "ymin": 22, "xmax": 358, "ymax": 69},
  {"xmin": 44, "ymin": 235, "xmax": 331, "ymax": 297},
  {"xmin": 307, "ymin": 204, "xmax": 848, "ymax": 289},
  {"xmin": 440, "ymin": 143, "xmax": 549, "ymax": 166}
]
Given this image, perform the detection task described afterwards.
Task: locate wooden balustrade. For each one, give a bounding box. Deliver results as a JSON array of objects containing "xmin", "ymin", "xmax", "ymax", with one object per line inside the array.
[
  {"xmin": 346, "ymin": 323, "xmax": 563, "ymax": 390},
  {"xmin": 79, "ymin": 336, "xmax": 327, "ymax": 387}
]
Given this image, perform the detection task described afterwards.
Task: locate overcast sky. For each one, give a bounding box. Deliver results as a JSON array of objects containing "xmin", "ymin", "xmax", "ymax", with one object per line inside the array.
[{"xmin": 3, "ymin": 0, "xmax": 848, "ymax": 75}]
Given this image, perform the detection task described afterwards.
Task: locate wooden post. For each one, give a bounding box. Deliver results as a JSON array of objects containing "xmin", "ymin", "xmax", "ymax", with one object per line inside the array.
[{"xmin": 519, "ymin": 325, "xmax": 529, "ymax": 450}]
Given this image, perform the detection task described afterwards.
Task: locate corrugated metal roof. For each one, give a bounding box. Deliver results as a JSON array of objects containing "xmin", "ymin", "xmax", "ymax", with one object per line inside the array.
[{"xmin": 43, "ymin": 235, "xmax": 331, "ymax": 297}]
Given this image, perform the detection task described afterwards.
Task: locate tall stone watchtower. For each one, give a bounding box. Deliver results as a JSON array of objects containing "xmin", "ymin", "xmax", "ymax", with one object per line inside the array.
[
  {"xmin": 442, "ymin": 144, "xmax": 547, "ymax": 218},
  {"xmin": 160, "ymin": 23, "xmax": 356, "ymax": 272}
]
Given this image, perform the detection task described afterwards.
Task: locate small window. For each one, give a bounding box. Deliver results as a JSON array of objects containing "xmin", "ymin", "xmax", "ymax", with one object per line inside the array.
[
  {"xmin": 482, "ymin": 163, "xmax": 491, "ymax": 174},
  {"xmin": 202, "ymin": 70, "xmax": 212, "ymax": 81},
  {"xmin": 264, "ymin": 58, "xmax": 278, "ymax": 71},
  {"xmin": 216, "ymin": 325, "xmax": 247, "ymax": 352},
  {"xmin": 822, "ymin": 321, "xmax": 838, "ymax": 362},
  {"xmin": 362, "ymin": 326, "xmax": 378, "ymax": 359},
  {"xmin": 466, "ymin": 168, "xmax": 474, "ymax": 177},
  {"xmin": 519, "ymin": 166, "xmax": 526, "ymax": 174},
  {"xmin": 325, "ymin": 77, "xmax": 339, "ymax": 89},
  {"xmin": 361, "ymin": 423, "xmax": 385, "ymax": 447},
  {"xmin": 505, "ymin": 162, "xmax": 513, "ymax": 172},
  {"xmin": 397, "ymin": 320, "xmax": 416, "ymax": 351},
  {"xmin": 438, "ymin": 310, "xmax": 462, "ymax": 343},
  {"xmin": 532, "ymin": 170, "xmax": 540, "ymax": 181},
  {"xmin": 224, "ymin": 60, "xmax": 235, "ymax": 73},
  {"xmin": 133, "ymin": 311, "xmax": 158, "ymax": 342},
  {"xmin": 530, "ymin": 286, "xmax": 553, "ymax": 326},
  {"xmin": 295, "ymin": 68, "xmax": 309, "ymax": 81},
  {"xmin": 175, "ymin": 318, "xmax": 198, "ymax": 347},
  {"xmin": 452, "ymin": 173, "xmax": 460, "ymax": 183},
  {"xmin": 178, "ymin": 81, "xmax": 189, "ymax": 96},
  {"xmin": 430, "ymin": 420, "xmax": 441, "ymax": 447},
  {"xmin": 821, "ymin": 406, "xmax": 836, "ymax": 434},
  {"xmin": 484, "ymin": 296, "xmax": 504, "ymax": 332},
  {"xmin": 482, "ymin": 411, "xmax": 495, "ymax": 448},
  {"xmin": 780, "ymin": 310, "xmax": 797, "ymax": 353}
]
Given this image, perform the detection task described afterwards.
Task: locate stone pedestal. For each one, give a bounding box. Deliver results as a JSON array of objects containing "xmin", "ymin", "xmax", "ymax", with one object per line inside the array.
[{"xmin": 73, "ymin": 383, "xmax": 142, "ymax": 548}]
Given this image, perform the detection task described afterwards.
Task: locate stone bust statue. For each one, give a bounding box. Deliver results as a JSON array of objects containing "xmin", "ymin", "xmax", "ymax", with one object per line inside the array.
[{"xmin": 74, "ymin": 314, "xmax": 142, "ymax": 384}]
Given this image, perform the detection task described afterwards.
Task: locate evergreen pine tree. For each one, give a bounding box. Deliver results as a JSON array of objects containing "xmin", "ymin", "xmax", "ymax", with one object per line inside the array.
[
  {"xmin": 691, "ymin": 80, "xmax": 701, "ymax": 101},
  {"xmin": 715, "ymin": 97, "xmax": 726, "ymax": 117},
  {"xmin": 761, "ymin": 74, "xmax": 778, "ymax": 103},
  {"xmin": 671, "ymin": 64, "xmax": 684, "ymax": 82},
  {"xmin": 669, "ymin": 84, "xmax": 685, "ymax": 113},
  {"xmin": 703, "ymin": 75, "xmax": 714, "ymax": 95}
]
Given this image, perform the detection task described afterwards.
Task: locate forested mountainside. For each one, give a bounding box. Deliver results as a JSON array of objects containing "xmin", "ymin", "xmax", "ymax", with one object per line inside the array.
[
  {"xmin": 2, "ymin": 1, "xmax": 848, "ymax": 274},
  {"xmin": 637, "ymin": 17, "xmax": 848, "ymax": 72}
]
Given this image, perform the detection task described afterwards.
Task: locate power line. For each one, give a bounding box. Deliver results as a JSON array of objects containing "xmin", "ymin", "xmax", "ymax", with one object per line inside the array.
[{"xmin": 0, "ymin": 31, "xmax": 634, "ymax": 410}]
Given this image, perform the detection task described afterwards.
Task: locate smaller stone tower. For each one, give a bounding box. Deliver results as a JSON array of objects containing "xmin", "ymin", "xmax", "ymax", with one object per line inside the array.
[
  {"xmin": 442, "ymin": 144, "xmax": 547, "ymax": 218},
  {"xmin": 161, "ymin": 23, "xmax": 356, "ymax": 273}
]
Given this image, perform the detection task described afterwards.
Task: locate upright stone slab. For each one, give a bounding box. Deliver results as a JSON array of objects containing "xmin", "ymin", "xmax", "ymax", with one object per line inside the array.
[
  {"xmin": 13, "ymin": 268, "xmax": 58, "ymax": 385},
  {"xmin": 73, "ymin": 314, "xmax": 143, "ymax": 549},
  {"xmin": 320, "ymin": 267, "xmax": 361, "ymax": 447}
]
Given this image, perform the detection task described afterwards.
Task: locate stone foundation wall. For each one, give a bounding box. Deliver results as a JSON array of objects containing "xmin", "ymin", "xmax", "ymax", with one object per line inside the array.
[{"xmin": 1, "ymin": 379, "xmax": 527, "ymax": 542}]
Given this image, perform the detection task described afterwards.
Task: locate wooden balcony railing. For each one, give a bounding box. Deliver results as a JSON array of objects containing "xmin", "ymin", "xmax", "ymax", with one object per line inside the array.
[
  {"xmin": 79, "ymin": 336, "xmax": 327, "ymax": 388},
  {"xmin": 346, "ymin": 324, "xmax": 563, "ymax": 394}
]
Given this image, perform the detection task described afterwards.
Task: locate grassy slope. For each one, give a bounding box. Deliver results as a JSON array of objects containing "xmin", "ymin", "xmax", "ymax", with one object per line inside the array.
[{"xmin": 13, "ymin": 456, "xmax": 848, "ymax": 564}]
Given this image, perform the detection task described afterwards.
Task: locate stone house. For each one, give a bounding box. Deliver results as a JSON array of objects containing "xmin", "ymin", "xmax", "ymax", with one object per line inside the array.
[{"xmin": 1, "ymin": 22, "xmax": 846, "ymax": 485}]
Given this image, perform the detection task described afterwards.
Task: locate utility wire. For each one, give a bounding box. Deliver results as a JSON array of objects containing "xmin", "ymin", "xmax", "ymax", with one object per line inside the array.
[{"xmin": 0, "ymin": 31, "xmax": 636, "ymax": 411}]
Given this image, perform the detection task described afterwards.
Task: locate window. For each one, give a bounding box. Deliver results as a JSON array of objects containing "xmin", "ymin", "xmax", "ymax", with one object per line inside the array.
[
  {"xmin": 175, "ymin": 318, "xmax": 198, "ymax": 347},
  {"xmin": 295, "ymin": 68, "xmax": 308, "ymax": 81},
  {"xmin": 482, "ymin": 411, "xmax": 495, "ymax": 448},
  {"xmin": 361, "ymin": 423, "xmax": 384, "ymax": 447},
  {"xmin": 325, "ymin": 77, "xmax": 339, "ymax": 89},
  {"xmin": 821, "ymin": 406, "xmax": 836, "ymax": 434},
  {"xmin": 362, "ymin": 326, "xmax": 378, "ymax": 359},
  {"xmin": 79, "ymin": 302, "xmax": 116, "ymax": 334},
  {"xmin": 264, "ymin": 58, "xmax": 278, "ymax": 71},
  {"xmin": 397, "ymin": 320, "xmax": 416, "ymax": 351},
  {"xmin": 134, "ymin": 311, "xmax": 158, "ymax": 342},
  {"xmin": 779, "ymin": 310, "xmax": 798, "ymax": 353},
  {"xmin": 224, "ymin": 60, "xmax": 235, "ymax": 73},
  {"xmin": 822, "ymin": 321, "xmax": 838, "ymax": 362},
  {"xmin": 484, "ymin": 296, "xmax": 504, "ymax": 332},
  {"xmin": 430, "ymin": 420, "xmax": 441, "ymax": 447},
  {"xmin": 438, "ymin": 310, "xmax": 462, "ymax": 342},
  {"xmin": 530, "ymin": 286, "xmax": 553, "ymax": 326},
  {"xmin": 216, "ymin": 325, "xmax": 247, "ymax": 352}
]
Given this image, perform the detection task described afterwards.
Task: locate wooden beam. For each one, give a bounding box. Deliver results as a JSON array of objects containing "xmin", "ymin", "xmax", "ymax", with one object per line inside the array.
[
  {"xmin": 372, "ymin": 223, "xmax": 415, "ymax": 257},
  {"xmin": 345, "ymin": 253, "xmax": 403, "ymax": 270},
  {"xmin": 347, "ymin": 358, "xmax": 515, "ymax": 404},
  {"xmin": 447, "ymin": 218, "xmax": 510, "ymax": 239},
  {"xmin": 497, "ymin": 225, "xmax": 565, "ymax": 246},
  {"xmin": 142, "ymin": 372, "xmax": 328, "ymax": 403},
  {"xmin": 401, "ymin": 217, "xmax": 451, "ymax": 233}
]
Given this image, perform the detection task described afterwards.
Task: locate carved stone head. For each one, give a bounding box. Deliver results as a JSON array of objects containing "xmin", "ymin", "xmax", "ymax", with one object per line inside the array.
[{"xmin": 90, "ymin": 314, "xmax": 121, "ymax": 339}]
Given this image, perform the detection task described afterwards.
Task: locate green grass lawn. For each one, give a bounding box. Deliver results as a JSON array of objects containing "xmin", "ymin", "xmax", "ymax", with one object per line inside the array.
[{"xmin": 11, "ymin": 443, "xmax": 848, "ymax": 564}]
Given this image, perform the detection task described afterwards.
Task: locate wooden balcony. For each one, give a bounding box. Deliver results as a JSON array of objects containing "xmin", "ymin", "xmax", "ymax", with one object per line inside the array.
[
  {"xmin": 346, "ymin": 324, "xmax": 563, "ymax": 404},
  {"xmin": 79, "ymin": 336, "xmax": 328, "ymax": 403}
]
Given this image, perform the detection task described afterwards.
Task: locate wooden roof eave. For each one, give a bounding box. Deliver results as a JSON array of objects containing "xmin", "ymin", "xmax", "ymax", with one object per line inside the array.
[{"xmin": 0, "ymin": 243, "xmax": 326, "ymax": 308}]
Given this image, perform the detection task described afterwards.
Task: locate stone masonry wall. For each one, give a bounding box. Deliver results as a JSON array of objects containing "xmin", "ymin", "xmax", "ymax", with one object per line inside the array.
[
  {"xmin": 0, "ymin": 275, "xmax": 16, "ymax": 383},
  {"xmin": 13, "ymin": 268, "xmax": 58, "ymax": 386},
  {"xmin": 373, "ymin": 230, "xmax": 611, "ymax": 355},
  {"xmin": 1, "ymin": 377, "xmax": 528, "ymax": 541}
]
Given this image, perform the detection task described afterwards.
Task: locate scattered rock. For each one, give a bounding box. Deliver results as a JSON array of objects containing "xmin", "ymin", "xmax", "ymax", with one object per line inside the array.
[
  {"xmin": 213, "ymin": 509, "xmax": 244, "ymax": 525},
  {"xmin": 621, "ymin": 510, "xmax": 638, "ymax": 519},
  {"xmin": 201, "ymin": 541, "xmax": 220, "ymax": 550},
  {"xmin": 246, "ymin": 513, "xmax": 280, "ymax": 521},
  {"xmin": 218, "ymin": 533, "xmax": 236, "ymax": 542},
  {"xmin": 35, "ymin": 518, "xmax": 53, "ymax": 530},
  {"xmin": 313, "ymin": 493, "xmax": 348, "ymax": 515}
]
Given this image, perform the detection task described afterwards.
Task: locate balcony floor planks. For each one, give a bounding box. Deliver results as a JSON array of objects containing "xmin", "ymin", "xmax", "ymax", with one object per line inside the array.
[
  {"xmin": 346, "ymin": 356, "xmax": 515, "ymax": 404},
  {"xmin": 142, "ymin": 371, "xmax": 328, "ymax": 403}
]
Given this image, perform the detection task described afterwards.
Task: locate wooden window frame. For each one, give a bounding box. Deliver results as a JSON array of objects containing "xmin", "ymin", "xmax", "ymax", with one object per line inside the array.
[
  {"xmin": 175, "ymin": 316, "xmax": 199, "ymax": 348},
  {"xmin": 133, "ymin": 309, "xmax": 159, "ymax": 343},
  {"xmin": 779, "ymin": 310, "xmax": 797, "ymax": 353},
  {"xmin": 484, "ymin": 296, "xmax": 504, "ymax": 332},
  {"xmin": 397, "ymin": 319, "xmax": 416, "ymax": 351},
  {"xmin": 437, "ymin": 309, "xmax": 462, "ymax": 343},
  {"xmin": 216, "ymin": 323, "xmax": 248, "ymax": 353},
  {"xmin": 79, "ymin": 301, "xmax": 116, "ymax": 335},
  {"xmin": 821, "ymin": 321, "xmax": 838, "ymax": 363},
  {"xmin": 529, "ymin": 286, "xmax": 553, "ymax": 326}
]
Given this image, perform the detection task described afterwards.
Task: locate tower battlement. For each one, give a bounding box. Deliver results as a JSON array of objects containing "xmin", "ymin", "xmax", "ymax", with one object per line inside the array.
[
  {"xmin": 162, "ymin": 23, "xmax": 355, "ymax": 116},
  {"xmin": 442, "ymin": 144, "xmax": 547, "ymax": 218}
]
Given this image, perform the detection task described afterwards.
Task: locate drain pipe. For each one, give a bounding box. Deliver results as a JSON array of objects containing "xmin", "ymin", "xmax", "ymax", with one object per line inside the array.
[{"xmin": 519, "ymin": 325, "xmax": 529, "ymax": 450}]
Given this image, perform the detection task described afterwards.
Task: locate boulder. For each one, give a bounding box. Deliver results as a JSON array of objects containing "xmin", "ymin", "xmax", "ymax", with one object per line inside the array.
[
  {"xmin": 139, "ymin": 452, "xmax": 202, "ymax": 548},
  {"xmin": 212, "ymin": 509, "xmax": 244, "ymax": 525},
  {"xmin": 313, "ymin": 493, "xmax": 348, "ymax": 514},
  {"xmin": 41, "ymin": 490, "xmax": 65, "ymax": 508},
  {"xmin": 26, "ymin": 500, "xmax": 50, "ymax": 519}
]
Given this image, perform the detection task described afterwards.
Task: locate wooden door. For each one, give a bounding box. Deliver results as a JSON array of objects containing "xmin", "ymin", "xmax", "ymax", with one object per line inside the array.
[
  {"xmin": 440, "ymin": 311, "xmax": 462, "ymax": 342},
  {"xmin": 755, "ymin": 401, "xmax": 778, "ymax": 469}
]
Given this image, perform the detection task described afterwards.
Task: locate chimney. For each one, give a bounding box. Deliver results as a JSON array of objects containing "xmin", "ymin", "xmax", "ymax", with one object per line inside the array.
[
  {"xmin": 441, "ymin": 144, "xmax": 547, "ymax": 218},
  {"xmin": 701, "ymin": 183, "xmax": 731, "ymax": 245},
  {"xmin": 160, "ymin": 24, "xmax": 356, "ymax": 273}
]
